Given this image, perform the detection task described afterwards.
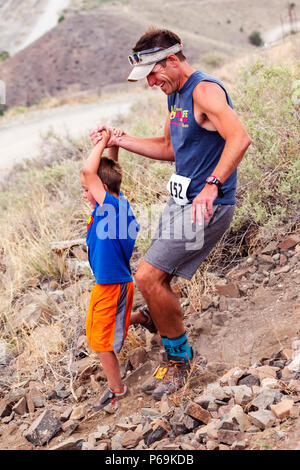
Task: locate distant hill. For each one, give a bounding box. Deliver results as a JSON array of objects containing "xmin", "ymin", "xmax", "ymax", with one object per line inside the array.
[{"xmin": 0, "ymin": 0, "xmax": 297, "ymax": 108}]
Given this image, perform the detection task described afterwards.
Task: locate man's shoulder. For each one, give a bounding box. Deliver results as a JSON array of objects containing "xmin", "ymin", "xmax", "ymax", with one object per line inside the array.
[{"xmin": 193, "ymin": 79, "xmax": 228, "ymax": 110}]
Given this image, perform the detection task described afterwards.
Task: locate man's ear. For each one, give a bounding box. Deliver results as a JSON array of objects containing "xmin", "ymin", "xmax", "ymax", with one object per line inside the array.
[
  {"xmin": 103, "ymin": 183, "xmax": 108, "ymax": 192},
  {"xmin": 166, "ymin": 54, "xmax": 180, "ymax": 67}
]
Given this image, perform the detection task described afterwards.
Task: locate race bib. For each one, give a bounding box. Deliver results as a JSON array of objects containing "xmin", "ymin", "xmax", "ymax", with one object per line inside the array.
[{"xmin": 167, "ymin": 173, "xmax": 191, "ymax": 205}]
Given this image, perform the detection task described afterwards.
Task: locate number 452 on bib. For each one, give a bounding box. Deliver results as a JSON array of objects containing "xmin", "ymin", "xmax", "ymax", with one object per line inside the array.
[{"xmin": 167, "ymin": 173, "xmax": 191, "ymax": 206}]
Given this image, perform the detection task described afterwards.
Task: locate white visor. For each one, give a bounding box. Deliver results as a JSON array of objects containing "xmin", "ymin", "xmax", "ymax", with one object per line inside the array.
[{"xmin": 127, "ymin": 43, "xmax": 183, "ymax": 82}]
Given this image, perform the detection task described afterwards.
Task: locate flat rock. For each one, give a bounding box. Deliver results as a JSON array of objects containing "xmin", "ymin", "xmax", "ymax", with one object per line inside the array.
[
  {"xmin": 27, "ymin": 382, "xmax": 45, "ymax": 408},
  {"xmin": 61, "ymin": 419, "xmax": 79, "ymax": 436},
  {"xmin": 271, "ymin": 399, "xmax": 295, "ymax": 420},
  {"xmin": 250, "ymin": 388, "xmax": 281, "ymax": 411},
  {"xmin": 261, "ymin": 241, "xmax": 278, "ymax": 254},
  {"xmin": 49, "ymin": 437, "xmax": 84, "ymax": 450},
  {"xmin": 227, "ymin": 405, "xmax": 252, "ymax": 432},
  {"xmin": 217, "ymin": 429, "xmax": 245, "ymax": 446},
  {"xmin": 201, "ymin": 294, "xmax": 213, "ymax": 310},
  {"xmin": 215, "ymin": 282, "xmax": 240, "ymax": 298},
  {"xmin": 287, "ymin": 352, "xmax": 300, "ymax": 372},
  {"xmin": 248, "ymin": 366, "xmax": 279, "ymax": 379},
  {"xmin": 96, "ymin": 425, "xmax": 110, "ymax": 438},
  {"xmin": 70, "ymin": 357, "xmax": 97, "ymax": 374},
  {"xmin": 260, "ymin": 378, "xmax": 279, "ymax": 389},
  {"xmin": 279, "ymin": 235, "xmax": 300, "ymax": 251},
  {"xmin": 237, "ymin": 374, "xmax": 260, "ymax": 387},
  {"xmin": 128, "ymin": 347, "xmax": 147, "ymax": 369},
  {"xmin": 184, "ymin": 402, "xmax": 211, "ymax": 424},
  {"xmin": 125, "ymin": 361, "xmax": 156, "ymax": 389},
  {"xmin": 248, "ymin": 410, "xmax": 276, "ymax": 430},
  {"xmin": 183, "ymin": 414, "xmax": 202, "ymax": 431},
  {"xmin": 24, "ymin": 410, "xmax": 61, "ymax": 446},
  {"xmin": 147, "ymin": 425, "xmax": 167, "ymax": 446},
  {"xmin": 231, "ymin": 385, "xmax": 253, "ymax": 405},
  {"xmin": 121, "ymin": 430, "xmax": 141, "ymax": 448},
  {"xmin": 231, "ymin": 440, "xmax": 247, "ymax": 450},
  {"xmin": 60, "ymin": 406, "xmax": 73, "ymax": 422},
  {"xmin": 70, "ymin": 405, "xmax": 86, "ymax": 421},
  {"xmin": 220, "ymin": 368, "xmax": 245, "ymax": 386},
  {"xmin": 12, "ymin": 397, "xmax": 27, "ymax": 415}
]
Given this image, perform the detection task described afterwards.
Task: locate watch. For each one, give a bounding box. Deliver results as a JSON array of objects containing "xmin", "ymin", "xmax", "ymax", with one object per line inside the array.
[{"xmin": 206, "ymin": 175, "xmax": 224, "ymax": 198}]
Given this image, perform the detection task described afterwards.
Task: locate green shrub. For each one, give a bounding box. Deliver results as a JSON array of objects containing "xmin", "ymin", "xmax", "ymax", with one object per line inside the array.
[
  {"xmin": 0, "ymin": 50, "xmax": 9, "ymax": 61},
  {"xmin": 248, "ymin": 31, "xmax": 263, "ymax": 46},
  {"xmin": 231, "ymin": 60, "xmax": 299, "ymax": 240}
]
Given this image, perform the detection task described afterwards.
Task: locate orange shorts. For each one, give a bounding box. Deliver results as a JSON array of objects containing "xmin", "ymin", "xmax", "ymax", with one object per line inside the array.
[{"xmin": 86, "ymin": 281, "xmax": 134, "ymax": 353}]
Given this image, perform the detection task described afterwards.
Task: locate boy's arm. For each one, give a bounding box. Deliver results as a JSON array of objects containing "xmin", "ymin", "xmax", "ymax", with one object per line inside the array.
[
  {"xmin": 82, "ymin": 132, "xmax": 109, "ymax": 206},
  {"xmin": 107, "ymin": 146, "xmax": 119, "ymax": 162}
]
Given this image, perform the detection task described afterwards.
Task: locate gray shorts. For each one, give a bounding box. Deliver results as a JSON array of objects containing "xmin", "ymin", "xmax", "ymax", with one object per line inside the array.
[{"xmin": 144, "ymin": 198, "xmax": 235, "ymax": 280}]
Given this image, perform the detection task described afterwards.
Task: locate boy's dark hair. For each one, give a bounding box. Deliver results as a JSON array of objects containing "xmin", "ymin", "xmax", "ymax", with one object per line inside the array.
[
  {"xmin": 98, "ymin": 157, "xmax": 122, "ymax": 195},
  {"xmin": 133, "ymin": 28, "xmax": 186, "ymax": 64}
]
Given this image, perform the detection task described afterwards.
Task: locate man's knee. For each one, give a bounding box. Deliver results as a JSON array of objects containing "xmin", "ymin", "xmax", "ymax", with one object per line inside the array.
[
  {"xmin": 135, "ymin": 261, "xmax": 169, "ymax": 295},
  {"xmin": 135, "ymin": 266, "xmax": 152, "ymax": 294}
]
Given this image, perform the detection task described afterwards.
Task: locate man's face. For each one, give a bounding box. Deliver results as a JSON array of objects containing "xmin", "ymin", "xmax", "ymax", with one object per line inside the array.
[{"xmin": 146, "ymin": 60, "xmax": 180, "ymax": 95}]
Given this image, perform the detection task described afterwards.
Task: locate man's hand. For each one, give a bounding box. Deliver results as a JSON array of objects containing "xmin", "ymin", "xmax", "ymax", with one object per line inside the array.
[
  {"xmin": 89, "ymin": 126, "xmax": 125, "ymax": 147},
  {"xmin": 191, "ymin": 184, "xmax": 218, "ymax": 225}
]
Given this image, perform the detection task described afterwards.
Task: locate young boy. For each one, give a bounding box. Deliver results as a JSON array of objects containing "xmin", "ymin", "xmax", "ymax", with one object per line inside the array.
[{"xmin": 81, "ymin": 128, "xmax": 139, "ymax": 410}]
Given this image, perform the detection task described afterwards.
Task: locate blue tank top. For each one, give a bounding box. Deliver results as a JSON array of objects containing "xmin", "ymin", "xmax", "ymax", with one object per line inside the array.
[
  {"xmin": 168, "ymin": 70, "xmax": 237, "ymax": 204},
  {"xmin": 86, "ymin": 191, "xmax": 139, "ymax": 284}
]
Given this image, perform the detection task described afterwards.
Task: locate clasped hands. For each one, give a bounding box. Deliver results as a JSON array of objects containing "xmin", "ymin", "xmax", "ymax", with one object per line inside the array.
[{"xmin": 89, "ymin": 125, "xmax": 125, "ymax": 147}]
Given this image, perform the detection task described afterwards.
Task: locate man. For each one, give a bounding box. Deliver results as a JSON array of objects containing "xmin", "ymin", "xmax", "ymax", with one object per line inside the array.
[{"xmin": 91, "ymin": 28, "xmax": 251, "ymax": 399}]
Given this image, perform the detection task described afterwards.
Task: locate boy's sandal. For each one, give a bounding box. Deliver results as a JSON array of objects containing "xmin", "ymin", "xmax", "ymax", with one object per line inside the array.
[{"xmin": 140, "ymin": 306, "xmax": 158, "ymax": 334}]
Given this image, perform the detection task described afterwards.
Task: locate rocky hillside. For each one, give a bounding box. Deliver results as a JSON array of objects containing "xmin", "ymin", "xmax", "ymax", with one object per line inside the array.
[
  {"xmin": 0, "ymin": 234, "xmax": 299, "ymax": 451},
  {"xmin": 0, "ymin": 11, "xmax": 147, "ymax": 108},
  {"xmin": 0, "ymin": 0, "xmax": 297, "ymax": 108}
]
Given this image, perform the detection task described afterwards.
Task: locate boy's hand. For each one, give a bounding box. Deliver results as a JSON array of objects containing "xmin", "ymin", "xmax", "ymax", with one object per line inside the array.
[
  {"xmin": 98, "ymin": 129, "xmax": 110, "ymax": 146},
  {"xmin": 89, "ymin": 126, "xmax": 126, "ymax": 147}
]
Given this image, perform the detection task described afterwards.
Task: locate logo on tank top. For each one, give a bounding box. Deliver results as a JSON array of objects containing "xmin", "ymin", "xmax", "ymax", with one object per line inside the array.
[{"xmin": 170, "ymin": 105, "xmax": 189, "ymax": 128}]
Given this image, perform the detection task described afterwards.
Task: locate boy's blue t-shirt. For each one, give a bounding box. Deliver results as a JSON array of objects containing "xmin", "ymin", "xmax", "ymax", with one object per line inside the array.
[{"xmin": 86, "ymin": 191, "xmax": 139, "ymax": 284}]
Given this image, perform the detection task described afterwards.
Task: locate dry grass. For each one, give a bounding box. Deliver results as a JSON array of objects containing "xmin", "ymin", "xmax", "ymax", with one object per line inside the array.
[{"xmin": 0, "ymin": 37, "xmax": 299, "ymax": 384}]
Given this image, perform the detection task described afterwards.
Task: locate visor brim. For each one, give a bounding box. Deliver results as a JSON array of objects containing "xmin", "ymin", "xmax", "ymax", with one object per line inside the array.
[{"xmin": 127, "ymin": 63, "xmax": 156, "ymax": 82}]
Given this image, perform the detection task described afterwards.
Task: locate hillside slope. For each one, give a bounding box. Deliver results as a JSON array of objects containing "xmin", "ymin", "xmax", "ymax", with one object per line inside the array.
[{"xmin": 1, "ymin": 0, "xmax": 297, "ymax": 108}]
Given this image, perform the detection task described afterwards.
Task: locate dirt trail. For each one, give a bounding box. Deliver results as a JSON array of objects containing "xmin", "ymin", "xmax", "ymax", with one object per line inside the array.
[
  {"xmin": 263, "ymin": 21, "xmax": 300, "ymax": 45},
  {"xmin": 13, "ymin": 0, "xmax": 72, "ymax": 54},
  {"xmin": 0, "ymin": 90, "xmax": 157, "ymax": 177}
]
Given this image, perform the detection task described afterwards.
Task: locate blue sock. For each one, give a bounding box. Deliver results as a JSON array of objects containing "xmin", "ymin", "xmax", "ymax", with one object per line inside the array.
[
  {"xmin": 161, "ymin": 336, "xmax": 170, "ymax": 350},
  {"xmin": 164, "ymin": 333, "xmax": 193, "ymax": 362}
]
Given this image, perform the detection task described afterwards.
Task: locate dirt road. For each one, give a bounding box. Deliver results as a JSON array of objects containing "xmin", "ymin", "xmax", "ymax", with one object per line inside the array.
[
  {"xmin": 0, "ymin": 90, "xmax": 156, "ymax": 177},
  {"xmin": 263, "ymin": 21, "xmax": 300, "ymax": 45}
]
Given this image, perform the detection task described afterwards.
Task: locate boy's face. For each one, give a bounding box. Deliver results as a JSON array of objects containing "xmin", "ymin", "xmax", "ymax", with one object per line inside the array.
[{"xmin": 80, "ymin": 175, "xmax": 96, "ymax": 209}]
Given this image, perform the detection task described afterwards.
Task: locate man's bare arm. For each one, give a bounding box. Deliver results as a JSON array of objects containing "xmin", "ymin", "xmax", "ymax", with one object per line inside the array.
[
  {"xmin": 191, "ymin": 82, "xmax": 251, "ymax": 224},
  {"xmin": 95, "ymin": 115, "xmax": 174, "ymax": 162},
  {"xmin": 194, "ymin": 82, "xmax": 251, "ymax": 184}
]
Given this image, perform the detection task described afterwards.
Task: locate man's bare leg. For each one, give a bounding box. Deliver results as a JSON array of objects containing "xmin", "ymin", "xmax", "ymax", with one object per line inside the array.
[{"xmin": 134, "ymin": 259, "xmax": 185, "ymax": 338}]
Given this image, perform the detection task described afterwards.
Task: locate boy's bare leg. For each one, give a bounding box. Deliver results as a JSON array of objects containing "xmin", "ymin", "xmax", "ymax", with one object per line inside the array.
[
  {"xmin": 135, "ymin": 260, "xmax": 185, "ymax": 338},
  {"xmin": 97, "ymin": 351, "xmax": 123, "ymax": 393}
]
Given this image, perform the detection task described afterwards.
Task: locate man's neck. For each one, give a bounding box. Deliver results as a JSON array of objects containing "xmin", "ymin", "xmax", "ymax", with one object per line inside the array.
[{"xmin": 177, "ymin": 63, "xmax": 196, "ymax": 91}]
